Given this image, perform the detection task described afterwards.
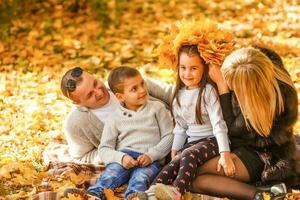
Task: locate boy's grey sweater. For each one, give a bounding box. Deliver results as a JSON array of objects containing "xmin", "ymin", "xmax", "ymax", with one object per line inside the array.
[
  {"xmin": 99, "ymin": 100, "xmax": 174, "ymax": 165},
  {"xmin": 63, "ymin": 78, "xmax": 174, "ymax": 164}
]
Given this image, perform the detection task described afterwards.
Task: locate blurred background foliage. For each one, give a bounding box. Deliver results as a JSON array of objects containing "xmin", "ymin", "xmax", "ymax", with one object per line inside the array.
[{"xmin": 0, "ymin": 0, "xmax": 128, "ymax": 40}]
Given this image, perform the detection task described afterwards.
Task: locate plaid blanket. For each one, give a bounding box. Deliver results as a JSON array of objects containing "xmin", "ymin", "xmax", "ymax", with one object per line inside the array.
[
  {"xmin": 32, "ymin": 161, "xmax": 223, "ymax": 200},
  {"xmin": 33, "ymin": 136, "xmax": 300, "ymax": 200},
  {"xmin": 32, "ymin": 161, "xmax": 123, "ymax": 200}
]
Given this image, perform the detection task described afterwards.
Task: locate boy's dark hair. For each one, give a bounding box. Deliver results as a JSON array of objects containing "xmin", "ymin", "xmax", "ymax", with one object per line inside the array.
[{"xmin": 108, "ymin": 66, "xmax": 141, "ymax": 93}]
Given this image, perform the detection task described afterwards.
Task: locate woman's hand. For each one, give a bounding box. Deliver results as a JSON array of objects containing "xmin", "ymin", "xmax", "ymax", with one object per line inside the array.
[
  {"xmin": 209, "ymin": 65, "xmax": 229, "ymax": 95},
  {"xmin": 217, "ymin": 151, "xmax": 236, "ymax": 177}
]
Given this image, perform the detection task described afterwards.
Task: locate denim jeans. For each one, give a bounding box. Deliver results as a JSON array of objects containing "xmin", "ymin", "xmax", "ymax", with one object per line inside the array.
[{"xmin": 87, "ymin": 149, "xmax": 161, "ymax": 199}]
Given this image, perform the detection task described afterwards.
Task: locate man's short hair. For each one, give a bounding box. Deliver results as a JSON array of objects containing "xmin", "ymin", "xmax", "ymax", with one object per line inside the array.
[{"xmin": 108, "ymin": 66, "xmax": 141, "ymax": 94}]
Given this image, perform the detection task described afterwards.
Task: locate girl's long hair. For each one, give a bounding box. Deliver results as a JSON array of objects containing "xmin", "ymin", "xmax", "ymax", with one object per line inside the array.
[
  {"xmin": 221, "ymin": 47, "xmax": 295, "ymax": 136},
  {"xmin": 172, "ymin": 45, "xmax": 210, "ymax": 124}
]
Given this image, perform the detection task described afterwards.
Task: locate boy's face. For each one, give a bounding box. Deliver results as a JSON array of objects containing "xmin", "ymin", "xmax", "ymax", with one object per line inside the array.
[{"xmin": 115, "ymin": 74, "xmax": 148, "ymax": 111}]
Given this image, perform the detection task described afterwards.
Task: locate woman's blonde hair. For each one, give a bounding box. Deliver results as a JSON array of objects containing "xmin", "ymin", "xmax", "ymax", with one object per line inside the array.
[{"xmin": 221, "ymin": 47, "xmax": 294, "ymax": 136}]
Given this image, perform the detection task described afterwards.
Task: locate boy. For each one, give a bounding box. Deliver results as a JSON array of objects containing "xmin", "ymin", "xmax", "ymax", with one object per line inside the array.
[{"xmin": 67, "ymin": 66, "xmax": 174, "ymax": 200}]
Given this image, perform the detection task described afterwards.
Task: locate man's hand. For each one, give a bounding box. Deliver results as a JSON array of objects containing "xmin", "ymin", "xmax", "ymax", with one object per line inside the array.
[
  {"xmin": 137, "ymin": 154, "xmax": 152, "ymax": 167},
  {"xmin": 217, "ymin": 151, "xmax": 236, "ymax": 177},
  {"xmin": 122, "ymin": 155, "xmax": 138, "ymax": 169}
]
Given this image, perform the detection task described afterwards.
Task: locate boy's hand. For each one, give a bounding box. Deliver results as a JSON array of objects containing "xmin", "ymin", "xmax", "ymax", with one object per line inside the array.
[
  {"xmin": 171, "ymin": 150, "xmax": 177, "ymax": 160},
  {"xmin": 137, "ymin": 154, "xmax": 152, "ymax": 167},
  {"xmin": 217, "ymin": 151, "xmax": 236, "ymax": 177},
  {"xmin": 122, "ymin": 155, "xmax": 138, "ymax": 169}
]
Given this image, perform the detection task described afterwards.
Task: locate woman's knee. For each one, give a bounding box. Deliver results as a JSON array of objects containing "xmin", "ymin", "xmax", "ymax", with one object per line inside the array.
[{"xmin": 190, "ymin": 175, "xmax": 210, "ymax": 193}]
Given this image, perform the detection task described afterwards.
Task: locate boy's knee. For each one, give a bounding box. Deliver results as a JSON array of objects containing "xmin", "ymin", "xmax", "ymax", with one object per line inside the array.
[
  {"xmin": 138, "ymin": 169, "xmax": 158, "ymax": 180},
  {"xmin": 104, "ymin": 163, "xmax": 127, "ymax": 177}
]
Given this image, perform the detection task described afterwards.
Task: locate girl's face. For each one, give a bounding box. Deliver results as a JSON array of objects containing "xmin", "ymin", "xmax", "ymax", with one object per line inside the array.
[{"xmin": 178, "ymin": 53, "xmax": 204, "ymax": 89}]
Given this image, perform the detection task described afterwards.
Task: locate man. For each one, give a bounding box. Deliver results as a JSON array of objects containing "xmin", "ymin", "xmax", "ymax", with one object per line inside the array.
[{"xmin": 60, "ymin": 67, "xmax": 174, "ymax": 164}]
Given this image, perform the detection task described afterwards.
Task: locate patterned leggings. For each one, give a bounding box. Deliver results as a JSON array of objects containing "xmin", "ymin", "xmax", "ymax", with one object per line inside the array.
[{"xmin": 154, "ymin": 137, "xmax": 219, "ymax": 194}]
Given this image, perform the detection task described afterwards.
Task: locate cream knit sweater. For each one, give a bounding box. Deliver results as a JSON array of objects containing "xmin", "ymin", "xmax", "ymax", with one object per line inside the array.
[{"xmin": 98, "ymin": 100, "xmax": 174, "ymax": 165}]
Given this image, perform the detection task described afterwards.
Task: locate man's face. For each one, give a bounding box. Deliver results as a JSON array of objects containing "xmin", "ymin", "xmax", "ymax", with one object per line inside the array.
[
  {"xmin": 70, "ymin": 72, "xmax": 110, "ymax": 109},
  {"xmin": 115, "ymin": 75, "xmax": 148, "ymax": 111}
]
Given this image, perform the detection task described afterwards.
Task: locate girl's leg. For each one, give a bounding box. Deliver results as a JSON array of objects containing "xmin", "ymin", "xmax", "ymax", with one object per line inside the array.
[
  {"xmin": 153, "ymin": 156, "xmax": 181, "ymax": 185},
  {"xmin": 152, "ymin": 139, "xmax": 199, "ymax": 185},
  {"xmin": 173, "ymin": 138, "xmax": 219, "ymax": 194},
  {"xmin": 192, "ymin": 154, "xmax": 257, "ymax": 200}
]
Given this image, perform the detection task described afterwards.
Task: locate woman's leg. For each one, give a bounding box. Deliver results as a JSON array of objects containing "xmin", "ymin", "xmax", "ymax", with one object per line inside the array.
[{"xmin": 192, "ymin": 154, "xmax": 257, "ymax": 200}]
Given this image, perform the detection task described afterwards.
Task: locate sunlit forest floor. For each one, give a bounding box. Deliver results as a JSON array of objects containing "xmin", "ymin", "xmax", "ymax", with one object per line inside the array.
[{"xmin": 0, "ymin": 0, "xmax": 299, "ymax": 199}]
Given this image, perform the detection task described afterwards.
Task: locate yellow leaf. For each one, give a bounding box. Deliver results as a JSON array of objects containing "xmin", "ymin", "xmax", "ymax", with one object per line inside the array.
[
  {"xmin": 104, "ymin": 188, "xmax": 120, "ymax": 200},
  {"xmin": 12, "ymin": 174, "xmax": 32, "ymax": 185},
  {"xmin": 262, "ymin": 192, "xmax": 271, "ymax": 200},
  {"xmin": 0, "ymin": 162, "xmax": 19, "ymax": 179}
]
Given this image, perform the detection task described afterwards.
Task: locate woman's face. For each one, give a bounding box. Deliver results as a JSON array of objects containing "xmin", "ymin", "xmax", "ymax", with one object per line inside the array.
[{"xmin": 178, "ymin": 53, "xmax": 204, "ymax": 89}]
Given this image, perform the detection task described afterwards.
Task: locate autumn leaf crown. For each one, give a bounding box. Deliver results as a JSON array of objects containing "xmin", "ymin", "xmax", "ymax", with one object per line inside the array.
[{"xmin": 158, "ymin": 19, "xmax": 235, "ymax": 69}]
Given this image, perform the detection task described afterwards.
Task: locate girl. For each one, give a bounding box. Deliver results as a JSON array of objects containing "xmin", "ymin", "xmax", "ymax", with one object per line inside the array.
[{"xmin": 153, "ymin": 44, "xmax": 235, "ymax": 199}]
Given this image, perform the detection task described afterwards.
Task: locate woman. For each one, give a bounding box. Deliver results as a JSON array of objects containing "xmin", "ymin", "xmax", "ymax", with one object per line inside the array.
[{"xmin": 192, "ymin": 47, "xmax": 299, "ymax": 200}]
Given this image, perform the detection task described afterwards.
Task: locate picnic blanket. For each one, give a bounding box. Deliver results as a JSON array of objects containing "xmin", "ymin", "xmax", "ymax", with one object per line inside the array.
[
  {"xmin": 32, "ymin": 161, "xmax": 125, "ymax": 200},
  {"xmin": 34, "ymin": 142, "xmax": 224, "ymax": 200},
  {"xmin": 32, "ymin": 161, "xmax": 223, "ymax": 200},
  {"xmin": 34, "ymin": 137, "xmax": 300, "ymax": 200}
]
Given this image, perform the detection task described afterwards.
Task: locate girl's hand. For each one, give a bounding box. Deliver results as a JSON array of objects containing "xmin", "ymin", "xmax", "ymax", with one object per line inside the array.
[
  {"xmin": 217, "ymin": 152, "xmax": 236, "ymax": 177},
  {"xmin": 171, "ymin": 150, "xmax": 177, "ymax": 160},
  {"xmin": 208, "ymin": 65, "xmax": 229, "ymax": 95}
]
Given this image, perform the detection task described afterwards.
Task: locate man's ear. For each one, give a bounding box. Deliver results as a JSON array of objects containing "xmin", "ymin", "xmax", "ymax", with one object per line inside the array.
[{"xmin": 115, "ymin": 92, "xmax": 125, "ymax": 102}]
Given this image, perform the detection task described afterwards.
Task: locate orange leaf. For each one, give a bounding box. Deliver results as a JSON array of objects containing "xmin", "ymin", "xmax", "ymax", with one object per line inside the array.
[{"xmin": 104, "ymin": 188, "xmax": 120, "ymax": 200}]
